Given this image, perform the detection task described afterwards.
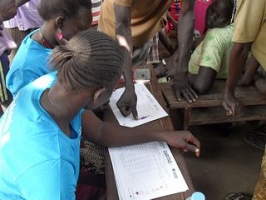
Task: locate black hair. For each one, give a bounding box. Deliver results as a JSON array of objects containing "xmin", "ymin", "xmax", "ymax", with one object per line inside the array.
[
  {"xmin": 49, "ymin": 30, "xmax": 124, "ymax": 91},
  {"xmin": 219, "ymin": 0, "xmax": 235, "ymax": 23},
  {"xmin": 38, "ymin": 0, "xmax": 92, "ymax": 21}
]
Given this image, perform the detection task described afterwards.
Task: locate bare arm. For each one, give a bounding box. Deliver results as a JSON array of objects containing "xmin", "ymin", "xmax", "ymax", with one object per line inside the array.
[
  {"xmin": 15, "ymin": 0, "xmax": 30, "ymax": 8},
  {"xmin": 0, "ymin": 0, "xmax": 17, "ymax": 23},
  {"xmin": 174, "ymin": 0, "xmax": 195, "ymax": 71},
  {"xmin": 222, "ymin": 42, "xmax": 251, "ymax": 115},
  {"xmin": 113, "ymin": 3, "xmax": 138, "ymax": 119},
  {"xmin": 0, "ymin": 0, "xmax": 29, "ymax": 26},
  {"xmin": 189, "ymin": 66, "xmax": 217, "ymax": 94},
  {"xmin": 81, "ymin": 110, "xmax": 200, "ymax": 157},
  {"xmin": 238, "ymin": 54, "xmax": 260, "ymax": 86},
  {"xmin": 171, "ymin": 0, "xmax": 198, "ymax": 103}
]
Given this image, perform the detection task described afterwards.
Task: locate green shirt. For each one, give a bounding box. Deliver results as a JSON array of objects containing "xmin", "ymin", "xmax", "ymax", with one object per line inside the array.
[{"xmin": 189, "ymin": 25, "xmax": 234, "ymax": 79}]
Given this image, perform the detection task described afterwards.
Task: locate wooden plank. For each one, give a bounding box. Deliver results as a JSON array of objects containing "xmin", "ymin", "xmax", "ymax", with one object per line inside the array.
[
  {"xmin": 161, "ymin": 81, "xmax": 266, "ymax": 109},
  {"xmin": 188, "ymin": 105, "xmax": 266, "ymax": 126},
  {"xmin": 160, "ymin": 80, "xmax": 266, "ymax": 129}
]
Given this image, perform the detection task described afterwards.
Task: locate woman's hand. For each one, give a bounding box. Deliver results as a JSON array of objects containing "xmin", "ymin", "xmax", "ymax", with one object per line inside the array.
[{"xmin": 165, "ymin": 131, "xmax": 200, "ymax": 157}]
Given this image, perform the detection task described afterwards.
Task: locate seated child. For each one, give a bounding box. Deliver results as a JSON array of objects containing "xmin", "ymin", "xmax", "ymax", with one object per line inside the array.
[
  {"xmin": 157, "ymin": 0, "xmax": 235, "ymax": 95},
  {"xmin": 188, "ymin": 0, "xmax": 234, "ymax": 94}
]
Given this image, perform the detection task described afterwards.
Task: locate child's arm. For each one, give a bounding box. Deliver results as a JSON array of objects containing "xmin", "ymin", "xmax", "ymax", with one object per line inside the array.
[{"xmin": 189, "ymin": 66, "xmax": 217, "ymax": 94}]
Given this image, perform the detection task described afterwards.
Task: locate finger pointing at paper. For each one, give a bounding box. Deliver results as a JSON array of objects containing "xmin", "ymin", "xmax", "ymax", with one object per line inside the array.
[{"xmin": 163, "ymin": 131, "xmax": 201, "ymax": 157}]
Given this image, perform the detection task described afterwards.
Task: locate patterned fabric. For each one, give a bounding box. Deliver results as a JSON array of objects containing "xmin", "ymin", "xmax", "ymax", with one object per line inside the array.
[
  {"xmin": 146, "ymin": 33, "xmax": 160, "ymax": 64},
  {"xmin": 188, "ymin": 25, "xmax": 234, "ymax": 79},
  {"xmin": 253, "ymin": 147, "xmax": 266, "ymax": 200},
  {"xmin": 169, "ymin": 0, "xmax": 182, "ymax": 21},
  {"xmin": 91, "ymin": 0, "xmax": 102, "ymax": 26},
  {"xmin": 165, "ymin": 0, "xmax": 182, "ymax": 34},
  {"xmin": 80, "ymin": 139, "xmax": 105, "ymax": 174},
  {"xmin": 0, "ymin": 54, "xmax": 11, "ymax": 103}
]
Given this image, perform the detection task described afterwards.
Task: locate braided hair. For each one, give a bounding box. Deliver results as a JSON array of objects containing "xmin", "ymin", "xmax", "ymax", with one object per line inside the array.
[
  {"xmin": 37, "ymin": 0, "xmax": 92, "ymax": 21},
  {"xmin": 49, "ymin": 30, "xmax": 124, "ymax": 91}
]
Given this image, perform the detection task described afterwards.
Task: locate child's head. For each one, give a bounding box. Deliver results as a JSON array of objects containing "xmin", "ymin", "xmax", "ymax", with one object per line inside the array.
[
  {"xmin": 205, "ymin": 0, "xmax": 234, "ymax": 29},
  {"xmin": 38, "ymin": 0, "xmax": 92, "ymax": 41},
  {"xmin": 50, "ymin": 30, "xmax": 124, "ymax": 92}
]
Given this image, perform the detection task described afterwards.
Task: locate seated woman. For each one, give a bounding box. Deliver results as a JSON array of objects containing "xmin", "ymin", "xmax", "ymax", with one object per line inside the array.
[
  {"xmin": 156, "ymin": 0, "xmax": 235, "ymax": 95},
  {"xmin": 0, "ymin": 30, "xmax": 200, "ymax": 199}
]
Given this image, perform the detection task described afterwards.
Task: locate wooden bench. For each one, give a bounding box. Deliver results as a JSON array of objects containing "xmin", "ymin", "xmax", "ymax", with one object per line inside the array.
[{"xmin": 160, "ymin": 80, "xmax": 266, "ymax": 130}]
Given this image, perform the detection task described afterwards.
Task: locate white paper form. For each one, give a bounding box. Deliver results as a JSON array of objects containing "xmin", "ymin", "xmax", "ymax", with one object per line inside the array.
[
  {"xmin": 108, "ymin": 141, "xmax": 189, "ymax": 200},
  {"xmin": 109, "ymin": 82, "xmax": 168, "ymax": 127}
]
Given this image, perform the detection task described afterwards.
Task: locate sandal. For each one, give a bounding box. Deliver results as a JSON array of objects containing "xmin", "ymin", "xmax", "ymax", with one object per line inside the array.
[
  {"xmin": 224, "ymin": 193, "xmax": 252, "ymax": 200},
  {"xmin": 243, "ymin": 129, "xmax": 266, "ymax": 150}
]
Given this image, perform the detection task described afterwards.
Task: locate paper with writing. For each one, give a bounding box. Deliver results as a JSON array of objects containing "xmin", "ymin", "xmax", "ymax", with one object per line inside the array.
[
  {"xmin": 109, "ymin": 141, "xmax": 189, "ymax": 200},
  {"xmin": 109, "ymin": 82, "xmax": 168, "ymax": 127}
]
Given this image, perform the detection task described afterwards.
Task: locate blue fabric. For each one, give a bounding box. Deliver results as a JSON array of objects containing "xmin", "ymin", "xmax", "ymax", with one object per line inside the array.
[
  {"xmin": 6, "ymin": 29, "xmax": 52, "ymax": 98},
  {"xmin": 0, "ymin": 72, "xmax": 83, "ymax": 200}
]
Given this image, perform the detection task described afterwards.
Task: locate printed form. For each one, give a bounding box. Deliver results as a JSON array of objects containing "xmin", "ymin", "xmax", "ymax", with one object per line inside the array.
[
  {"xmin": 109, "ymin": 82, "xmax": 168, "ymax": 127},
  {"xmin": 108, "ymin": 141, "xmax": 189, "ymax": 200}
]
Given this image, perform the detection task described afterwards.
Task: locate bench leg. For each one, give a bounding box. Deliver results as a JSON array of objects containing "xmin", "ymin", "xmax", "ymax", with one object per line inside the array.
[
  {"xmin": 169, "ymin": 109, "xmax": 184, "ymax": 130},
  {"xmin": 183, "ymin": 108, "xmax": 191, "ymax": 130}
]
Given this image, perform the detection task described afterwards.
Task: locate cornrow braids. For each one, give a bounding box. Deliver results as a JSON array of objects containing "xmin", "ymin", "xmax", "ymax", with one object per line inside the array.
[
  {"xmin": 38, "ymin": 0, "xmax": 92, "ymax": 21},
  {"xmin": 49, "ymin": 30, "xmax": 124, "ymax": 91}
]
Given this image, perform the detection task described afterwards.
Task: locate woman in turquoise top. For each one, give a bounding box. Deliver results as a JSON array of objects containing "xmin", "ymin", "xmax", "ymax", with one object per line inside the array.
[
  {"xmin": 6, "ymin": 0, "xmax": 92, "ymax": 97},
  {"xmin": 0, "ymin": 30, "xmax": 200, "ymax": 199}
]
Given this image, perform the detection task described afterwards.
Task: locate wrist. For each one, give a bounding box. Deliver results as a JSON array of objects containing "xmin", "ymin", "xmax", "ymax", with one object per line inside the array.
[
  {"xmin": 125, "ymin": 80, "xmax": 135, "ymax": 91},
  {"xmin": 223, "ymin": 90, "xmax": 234, "ymax": 97}
]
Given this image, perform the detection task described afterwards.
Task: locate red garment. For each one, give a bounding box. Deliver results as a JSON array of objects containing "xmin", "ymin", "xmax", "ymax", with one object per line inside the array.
[
  {"xmin": 194, "ymin": 0, "xmax": 213, "ymax": 35},
  {"xmin": 165, "ymin": 0, "xmax": 182, "ymax": 34}
]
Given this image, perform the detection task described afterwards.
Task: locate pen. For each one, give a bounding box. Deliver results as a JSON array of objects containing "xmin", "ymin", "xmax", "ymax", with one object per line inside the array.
[{"xmin": 139, "ymin": 115, "xmax": 149, "ymax": 120}]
